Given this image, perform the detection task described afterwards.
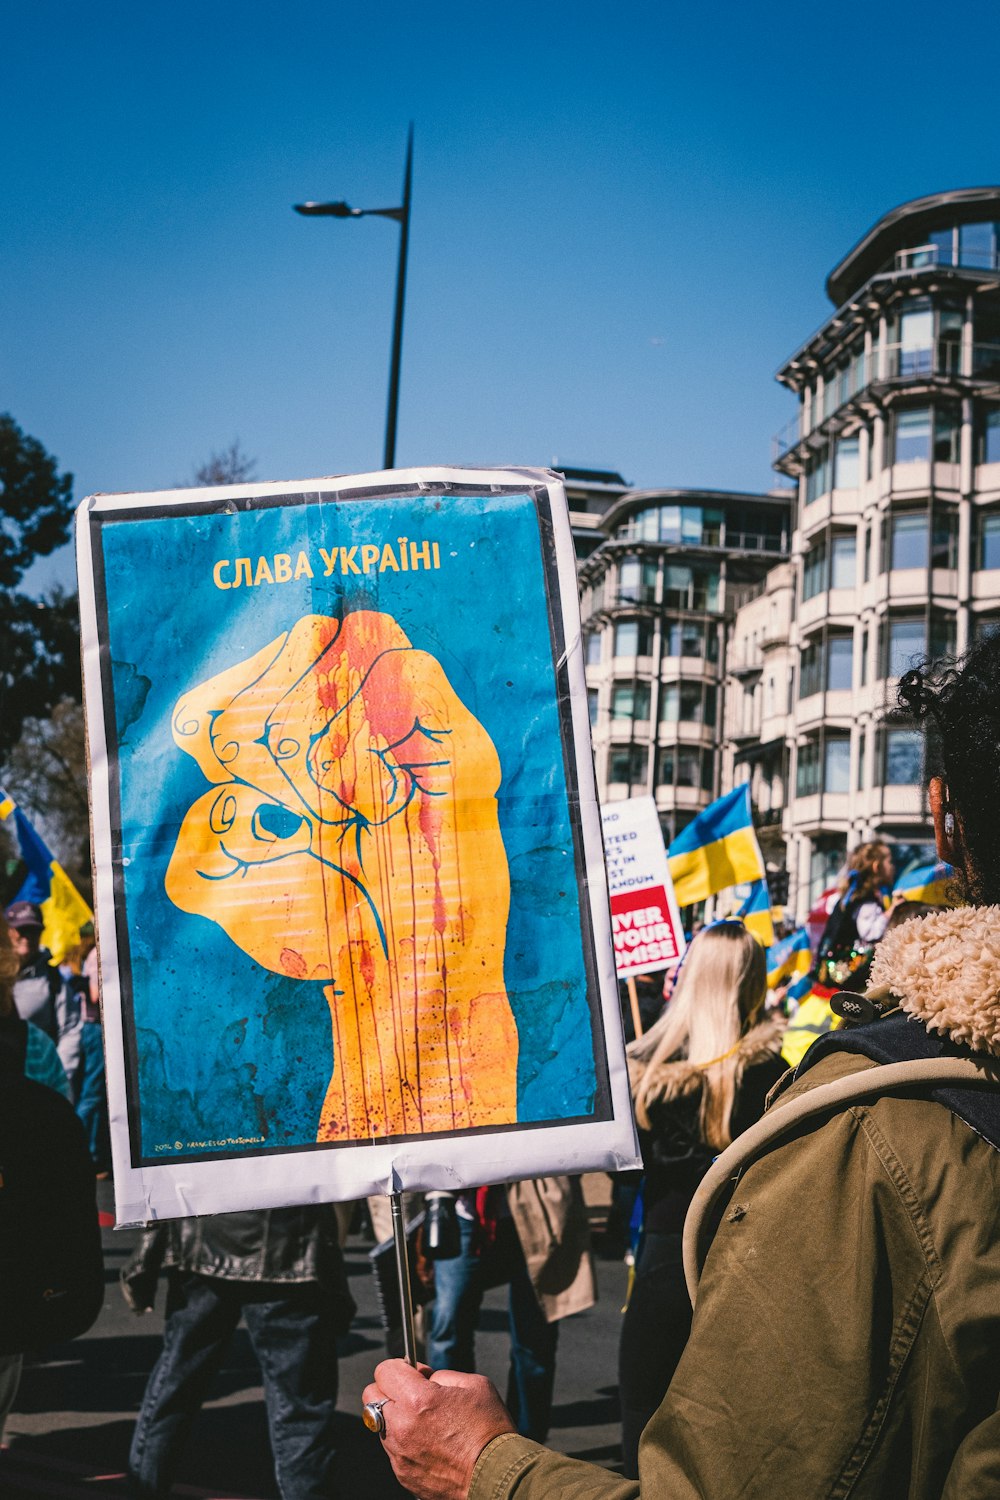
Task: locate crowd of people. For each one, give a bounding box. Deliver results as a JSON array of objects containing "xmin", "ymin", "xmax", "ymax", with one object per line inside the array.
[{"xmin": 7, "ymin": 635, "xmax": 1000, "ymax": 1498}]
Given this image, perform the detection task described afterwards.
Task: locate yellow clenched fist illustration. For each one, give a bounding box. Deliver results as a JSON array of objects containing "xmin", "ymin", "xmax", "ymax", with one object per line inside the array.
[{"xmin": 165, "ymin": 611, "xmax": 518, "ymax": 1140}]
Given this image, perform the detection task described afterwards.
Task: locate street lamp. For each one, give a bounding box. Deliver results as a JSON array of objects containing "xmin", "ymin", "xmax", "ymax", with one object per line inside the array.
[{"xmin": 294, "ymin": 125, "xmax": 413, "ymax": 470}]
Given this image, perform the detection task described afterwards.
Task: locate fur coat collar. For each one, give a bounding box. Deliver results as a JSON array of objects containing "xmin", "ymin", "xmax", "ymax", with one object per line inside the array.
[
  {"xmin": 869, "ymin": 906, "xmax": 1000, "ymax": 1057},
  {"xmin": 632, "ymin": 1012, "xmax": 785, "ymax": 1106}
]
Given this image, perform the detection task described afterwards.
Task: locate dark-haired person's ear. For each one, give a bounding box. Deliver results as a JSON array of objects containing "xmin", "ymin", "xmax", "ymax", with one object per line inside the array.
[{"xmin": 929, "ymin": 776, "xmax": 959, "ymax": 862}]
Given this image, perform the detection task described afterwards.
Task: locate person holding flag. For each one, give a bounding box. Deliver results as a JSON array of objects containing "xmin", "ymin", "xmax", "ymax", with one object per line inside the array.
[
  {"xmin": 4, "ymin": 899, "xmax": 80, "ymax": 1087},
  {"xmin": 1, "ymin": 792, "xmax": 93, "ymax": 1091},
  {"xmin": 782, "ymin": 842, "xmax": 901, "ymax": 1067},
  {"xmin": 0, "ymin": 790, "xmax": 93, "ymax": 967},
  {"xmin": 765, "ymin": 925, "xmax": 812, "ymax": 1008}
]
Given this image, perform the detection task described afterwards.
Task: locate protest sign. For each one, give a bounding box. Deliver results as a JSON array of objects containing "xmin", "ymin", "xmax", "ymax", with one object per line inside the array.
[
  {"xmin": 78, "ymin": 466, "xmax": 639, "ymax": 1223},
  {"xmin": 601, "ymin": 797, "xmax": 686, "ymax": 977}
]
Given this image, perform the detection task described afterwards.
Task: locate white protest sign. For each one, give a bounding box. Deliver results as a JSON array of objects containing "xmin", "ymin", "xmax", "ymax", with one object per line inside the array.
[
  {"xmin": 601, "ymin": 796, "xmax": 686, "ymax": 977},
  {"xmin": 78, "ymin": 465, "xmax": 641, "ymax": 1224}
]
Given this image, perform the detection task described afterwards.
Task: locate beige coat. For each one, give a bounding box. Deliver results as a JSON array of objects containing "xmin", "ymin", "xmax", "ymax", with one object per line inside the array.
[{"xmin": 508, "ymin": 1176, "xmax": 596, "ymax": 1323}]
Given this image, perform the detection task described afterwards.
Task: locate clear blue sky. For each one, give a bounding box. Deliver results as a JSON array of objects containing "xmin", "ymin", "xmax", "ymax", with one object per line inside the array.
[{"xmin": 6, "ymin": 0, "xmax": 1000, "ymax": 592}]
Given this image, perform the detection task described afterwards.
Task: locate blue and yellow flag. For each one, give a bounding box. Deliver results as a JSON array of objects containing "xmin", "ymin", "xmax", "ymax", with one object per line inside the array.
[
  {"xmin": 0, "ymin": 791, "xmax": 92, "ymax": 965},
  {"xmin": 781, "ymin": 989, "xmax": 835, "ymax": 1068},
  {"xmin": 893, "ymin": 859, "xmax": 955, "ymax": 907},
  {"xmin": 736, "ymin": 878, "xmax": 775, "ymax": 949},
  {"xmin": 668, "ymin": 785, "xmax": 766, "ymax": 907},
  {"xmin": 767, "ymin": 925, "xmax": 812, "ymax": 991}
]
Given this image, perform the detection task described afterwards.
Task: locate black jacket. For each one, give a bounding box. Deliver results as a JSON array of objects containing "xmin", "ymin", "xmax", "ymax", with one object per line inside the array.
[{"xmin": 123, "ymin": 1207, "xmax": 355, "ymax": 1332}]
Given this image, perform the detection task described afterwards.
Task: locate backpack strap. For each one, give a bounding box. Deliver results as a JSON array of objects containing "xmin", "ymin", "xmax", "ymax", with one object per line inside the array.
[{"xmin": 682, "ymin": 1055, "xmax": 1000, "ymax": 1306}]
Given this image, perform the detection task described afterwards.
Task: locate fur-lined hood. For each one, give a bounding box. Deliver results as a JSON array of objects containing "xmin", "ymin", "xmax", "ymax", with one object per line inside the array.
[
  {"xmin": 869, "ymin": 906, "xmax": 1000, "ymax": 1057},
  {"xmin": 631, "ymin": 1012, "xmax": 785, "ymax": 1105}
]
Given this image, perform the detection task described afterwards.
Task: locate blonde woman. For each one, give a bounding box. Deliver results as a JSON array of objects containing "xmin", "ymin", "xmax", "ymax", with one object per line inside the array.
[{"xmin": 617, "ymin": 921, "xmax": 786, "ymax": 1477}]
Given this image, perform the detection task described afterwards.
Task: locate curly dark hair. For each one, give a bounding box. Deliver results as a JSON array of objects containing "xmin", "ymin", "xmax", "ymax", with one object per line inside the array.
[{"xmin": 897, "ymin": 630, "xmax": 1000, "ymax": 905}]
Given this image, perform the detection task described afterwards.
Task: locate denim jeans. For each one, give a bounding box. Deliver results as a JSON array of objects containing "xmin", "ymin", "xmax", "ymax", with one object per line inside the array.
[
  {"xmin": 128, "ymin": 1271, "xmax": 339, "ymax": 1499},
  {"xmin": 426, "ymin": 1215, "xmax": 558, "ymax": 1442}
]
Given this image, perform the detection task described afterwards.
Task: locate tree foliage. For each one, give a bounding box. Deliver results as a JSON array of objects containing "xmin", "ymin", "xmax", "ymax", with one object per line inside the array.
[
  {"xmin": 0, "ymin": 416, "xmax": 78, "ymax": 758},
  {"xmin": 2, "ymin": 699, "xmax": 92, "ymax": 902},
  {"xmin": 0, "ymin": 413, "xmax": 75, "ymax": 589},
  {"xmin": 193, "ymin": 439, "xmax": 257, "ymax": 487}
]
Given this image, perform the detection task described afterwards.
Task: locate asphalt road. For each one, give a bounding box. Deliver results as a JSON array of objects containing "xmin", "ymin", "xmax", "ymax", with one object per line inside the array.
[{"xmin": 4, "ymin": 1180, "xmax": 631, "ymax": 1499}]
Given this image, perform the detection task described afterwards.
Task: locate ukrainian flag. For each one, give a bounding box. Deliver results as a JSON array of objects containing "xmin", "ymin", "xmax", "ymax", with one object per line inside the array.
[
  {"xmin": 782, "ymin": 989, "xmax": 836, "ymax": 1068},
  {"xmin": 0, "ymin": 791, "xmax": 92, "ymax": 965},
  {"xmin": 893, "ymin": 859, "xmax": 955, "ymax": 907},
  {"xmin": 737, "ymin": 879, "xmax": 775, "ymax": 948},
  {"xmin": 767, "ymin": 926, "xmax": 812, "ymax": 992},
  {"xmin": 668, "ymin": 786, "xmax": 766, "ymax": 907}
]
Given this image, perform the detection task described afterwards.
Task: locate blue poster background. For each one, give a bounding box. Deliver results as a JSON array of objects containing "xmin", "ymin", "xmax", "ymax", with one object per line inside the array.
[{"xmin": 99, "ymin": 489, "xmax": 598, "ymax": 1158}]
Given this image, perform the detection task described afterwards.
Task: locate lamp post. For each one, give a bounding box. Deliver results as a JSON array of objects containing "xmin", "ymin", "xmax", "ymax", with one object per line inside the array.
[{"xmin": 295, "ymin": 125, "xmax": 413, "ymax": 470}]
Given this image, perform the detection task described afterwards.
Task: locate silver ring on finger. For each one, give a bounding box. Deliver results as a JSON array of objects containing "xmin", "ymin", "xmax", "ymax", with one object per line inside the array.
[{"xmin": 362, "ymin": 1398, "xmax": 389, "ymax": 1439}]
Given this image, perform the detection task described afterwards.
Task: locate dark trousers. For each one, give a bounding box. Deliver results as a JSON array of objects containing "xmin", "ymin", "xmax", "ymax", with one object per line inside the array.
[
  {"xmin": 426, "ymin": 1216, "xmax": 558, "ymax": 1442},
  {"xmin": 618, "ymin": 1232, "xmax": 692, "ymax": 1479},
  {"xmin": 128, "ymin": 1271, "xmax": 339, "ymax": 1499}
]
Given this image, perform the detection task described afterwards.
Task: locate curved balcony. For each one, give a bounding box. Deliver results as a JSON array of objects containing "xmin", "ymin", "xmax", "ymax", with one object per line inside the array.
[{"xmin": 773, "ymin": 340, "xmax": 1000, "ymax": 472}]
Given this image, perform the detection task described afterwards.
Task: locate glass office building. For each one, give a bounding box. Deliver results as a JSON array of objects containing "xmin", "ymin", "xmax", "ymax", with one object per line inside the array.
[{"xmin": 771, "ymin": 187, "xmax": 1000, "ymax": 910}]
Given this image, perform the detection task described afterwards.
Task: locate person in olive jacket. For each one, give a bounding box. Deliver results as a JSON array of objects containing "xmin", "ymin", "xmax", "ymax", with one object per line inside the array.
[
  {"xmin": 619, "ymin": 921, "xmax": 785, "ymax": 1476},
  {"xmin": 362, "ymin": 630, "xmax": 1000, "ymax": 1500},
  {"xmin": 124, "ymin": 1208, "xmax": 355, "ymax": 1499}
]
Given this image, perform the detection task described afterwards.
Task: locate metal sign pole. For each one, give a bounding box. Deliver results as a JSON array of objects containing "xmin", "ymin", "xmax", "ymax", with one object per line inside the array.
[{"xmin": 389, "ymin": 1190, "xmax": 418, "ymax": 1366}]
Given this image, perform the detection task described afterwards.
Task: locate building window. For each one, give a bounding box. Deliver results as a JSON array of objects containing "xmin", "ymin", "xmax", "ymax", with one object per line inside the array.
[
  {"xmin": 802, "ymin": 537, "xmax": 827, "ymax": 600},
  {"xmin": 805, "ymin": 445, "xmax": 832, "ymax": 504},
  {"xmin": 826, "ymin": 634, "xmax": 854, "ymax": 691},
  {"xmin": 588, "ymin": 688, "xmax": 599, "ymax": 727},
  {"xmin": 623, "ymin": 504, "xmax": 723, "ymax": 547},
  {"xmin": 893, "ymin": 409, "xmax": 931, "ymax": 464},
  {"xmin": 664, "ymin": 619, "xmax": 718, "ymax": 660},
  {"xmin": 898, "ymin": 305, "xmax": 934, "ymax": 377},
  {"xmin": 979, "ymin": 513, "xmax": 1000, "ymax": 570},
  {"xmin": 824, "ymin": 736, "xmax": 851, "ymax": 793},
  {"xmin": 796, "ymin": 740, "xmax": 821, "ymax": 797},
  {"xmin": 890, "ymin": 512, "xmax": 928, "ymax": 570},
  {"xmin": 613, "ymin": 619, "xmax": 653, "ymax": 657},
  {"xmin": 883, "ymin": 617, "xmax": 926, "ymax": 678},
  {"xmin": 585, "ymin": 631, "xmax": 602, "ymax": 666},
  {"xmin": 662, "ymin": 565, "xmax": 719, "ymax": 612},
  {"xmin": 799, "ymin": 640, "xmax": 822, "ymax": 700},
  {"xmin": 979, "ymin": 409, "xmax": 1000, "ymax": 465},
  {"xmin": 834, "ymin": 435, "xmax": 860, "ymax": 489},
  {"xmin": 830, "ymin": 533, "xmax": 856, "ymax": 589},
  {"xmin": 959, "ymin": 221, "xmax": 996, "ymax": 270},
  {"xmin": 617, "ymin": 556, "xmax": 657, "ymax": 604},
  {"xmin": 609, "ymin": 744, "xmax": 648, "ymax": 785},
  {"xmin": 659, "ymin": 682, "xmax": 716, "ymax": 724},
  {"xmin": 678, "ymin": 683, "xmax": 703, "ymax": 724},
  {"xmin": 880, "ymin": 615, "xmax": 955, "ymax": 678},
  {"xmin": 931, "ymin": 509, "xmax": 959, "ymax": 569},
  {"xmin": 934, "ymin": 408, "xmax": 960, "ymax": 463},
  {"xmin": 881, "ymin": 728, "xmax": 923, "ymax": 786},
  {"xmin": 863, "ymin": 524, "xmax": 871, "ymax": 582},
  {"xmin": 857, "ymin": 729, "xmax": 867, "ymax": 791},
  {"xmin": 611, "ymin": 681, "xmax": 650, "ymax": 719},
  {"xmin": 656, "ymin": 746, "xmax": 713, "ymax": 791},
  {"xmin": 860, "ymin": 625, "xmax": 869, "ymax": 687},
  {"xmin": 809, "ymin": 837, "xmax": 847, "ymax": 906}
]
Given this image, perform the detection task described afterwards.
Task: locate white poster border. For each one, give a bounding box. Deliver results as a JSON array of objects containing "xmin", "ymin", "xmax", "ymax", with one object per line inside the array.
[{"xmin": 78, "ymin": 465, "xmax": 640, "ymax": 1224}]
